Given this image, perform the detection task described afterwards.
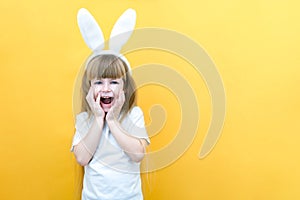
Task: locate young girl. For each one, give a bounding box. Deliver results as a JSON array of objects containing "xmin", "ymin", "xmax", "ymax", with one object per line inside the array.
[
  {"xmin": 71, "ymin": 8, "xmax": 149, "ymax": 199},
  {"xmin": 71, "ymin": 54, "xmax": 150, "ymax": 200}
]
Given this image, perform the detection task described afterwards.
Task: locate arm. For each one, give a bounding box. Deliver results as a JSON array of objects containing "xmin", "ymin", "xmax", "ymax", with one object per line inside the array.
[
  {"xmin": 107, "ymin": 119, "xmax": 147, "ymax": 162},
  {"xmin": 73, "ymin": 117, "xmax": 104, "ymax": 166},
  {"xmin": 106, "ymin": 91, "xmax": 148, "ymax": 162},
  {"xmin": 73, "ymin": 87, "xmax": 105, "ymax": 166}
]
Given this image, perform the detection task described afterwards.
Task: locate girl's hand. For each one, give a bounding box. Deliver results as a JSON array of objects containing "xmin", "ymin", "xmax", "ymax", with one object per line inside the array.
[
  {"xmin": 106, "ymin": 90, "xmax": 125, "ymax": 122},
  {"xmin": 86, "ymin": 86, "xmax": 105, "ymax": 119}
]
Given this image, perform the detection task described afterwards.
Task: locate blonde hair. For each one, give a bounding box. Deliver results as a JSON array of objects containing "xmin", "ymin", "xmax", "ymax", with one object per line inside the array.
[{"xmin": 81, "ymin": 54, "xmax": 137, "ymax": 118}]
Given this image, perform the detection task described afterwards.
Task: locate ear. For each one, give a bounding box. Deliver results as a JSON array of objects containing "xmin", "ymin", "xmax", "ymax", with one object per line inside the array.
[
  {"xmin": 77, "ymin": 8, "xmax": 105, "ymax": 52},
  {"xmin": 109, "ymin": 8, "xmax": 136, "ymax": 53}
]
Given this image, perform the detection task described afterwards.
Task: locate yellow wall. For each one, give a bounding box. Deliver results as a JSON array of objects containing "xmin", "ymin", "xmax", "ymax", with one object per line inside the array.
[{"xmin": 1, "ymin": 0, "xmax": 300, "ymax": 199}]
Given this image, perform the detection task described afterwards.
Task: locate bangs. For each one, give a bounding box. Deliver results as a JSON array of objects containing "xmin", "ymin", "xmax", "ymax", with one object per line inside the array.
[{"xmin": 87, "ymin": 54, "xmax": 127, "ymax": 80}]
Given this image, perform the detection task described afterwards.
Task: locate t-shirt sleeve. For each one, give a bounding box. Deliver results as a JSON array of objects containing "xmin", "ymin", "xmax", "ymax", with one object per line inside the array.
[
  {"xmin": 123, "ymin": 106, "xmax": 150, "ymax": 144},
  {"xmin": 70, "ymin": 112, "xmax": 90, "ymax": 152}
]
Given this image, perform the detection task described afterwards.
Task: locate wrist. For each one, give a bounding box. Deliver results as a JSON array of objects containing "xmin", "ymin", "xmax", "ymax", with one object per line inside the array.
[
  {"xmin": 94, "ymin": 115, "xmax": 104, "ymax": 125},
  {"xmin": 106, "ymin": 117, "xmax": 116, "ymax": 124},
  {"xmin": 106, "ymin": 118, "xmax": 119, "ymax": 128}
]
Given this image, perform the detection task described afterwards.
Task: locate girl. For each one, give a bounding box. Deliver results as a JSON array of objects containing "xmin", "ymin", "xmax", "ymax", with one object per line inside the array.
[{"xmin": 71, "ymin": 54, "xmax": 150, "ymax": 200}]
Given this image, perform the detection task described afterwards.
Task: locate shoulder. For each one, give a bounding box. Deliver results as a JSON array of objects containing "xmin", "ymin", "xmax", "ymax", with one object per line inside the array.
[
  {"xmin": 125, "ymin": 106, "xmax": 146, "ymax": 127},
  {"xmin": 128, "ymin": 106, "xmax": 144, "ymax": 118},
  {"xmin": 75, "ymin": 112, "xmax": 89, "ymax": 122},
  {"xmin": 75, "ymin": 112, "xmax": 91, "ymax": 132}
]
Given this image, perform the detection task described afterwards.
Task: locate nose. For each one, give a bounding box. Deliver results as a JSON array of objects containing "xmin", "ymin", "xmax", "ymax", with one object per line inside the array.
[{"xmin": 102, "ymin": 82, "xmax": 111, "ymax": 92}]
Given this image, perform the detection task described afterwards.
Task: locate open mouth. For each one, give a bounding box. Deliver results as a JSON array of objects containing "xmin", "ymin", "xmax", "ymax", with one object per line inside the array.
[{"xmin": 100, "ymin": 97, "xmax": 114, "ymax": 104}]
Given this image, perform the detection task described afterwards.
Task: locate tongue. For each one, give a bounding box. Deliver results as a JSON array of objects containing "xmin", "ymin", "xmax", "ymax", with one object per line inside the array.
[{"xmin": 101, "ymin": 97, "xmax": 112, "ymax": 104}]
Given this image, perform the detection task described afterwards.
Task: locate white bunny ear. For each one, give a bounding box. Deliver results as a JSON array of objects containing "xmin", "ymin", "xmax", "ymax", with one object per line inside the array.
[
  {"xmin": 109, "ymin": 8, "xmax": 136, "ymax": 53},
  {"xmin": 77, "ymin": 8, "xmax": 105, "ymax": 52}
]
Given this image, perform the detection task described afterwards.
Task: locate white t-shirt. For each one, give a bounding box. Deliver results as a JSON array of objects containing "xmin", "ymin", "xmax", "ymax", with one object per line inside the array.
[{"xmin": 71, "ymin": 106, "xmax": 149, "ymax": 200}]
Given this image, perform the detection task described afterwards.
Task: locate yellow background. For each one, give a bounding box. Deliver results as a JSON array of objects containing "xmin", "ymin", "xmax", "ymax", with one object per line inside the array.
[{"xmin": 1, "ymin": 0, "xmax": 300, "ymax": 199}]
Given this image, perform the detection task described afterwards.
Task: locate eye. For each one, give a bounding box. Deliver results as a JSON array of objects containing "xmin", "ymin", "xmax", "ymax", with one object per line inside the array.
[
  {"xmin": 110, "ymin": 80, "xmax": 119, "ymax": 84},
  {"xmin": 94, "ymin": 81, "xmax": 102, "ymax": 85}
]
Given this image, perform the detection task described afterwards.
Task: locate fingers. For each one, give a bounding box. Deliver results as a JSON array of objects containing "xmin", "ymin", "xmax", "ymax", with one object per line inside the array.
[
  {"xmin": 106, "ymin": 90, "xmax": 124, "ymax": 121},
  {"xmin": 96, "ymin": 92, "xmax": 101, "ymax": 104},
  {"xmin": 116, "ymin": 90, "xmax": 125, "ymax": 110},
  {"xmin": 113, "ymin": 90, "xmax": 125, "ymax": 109},
  {"xmin": 119, "ymin": 90, "xmax": 125, "ymax": 104},
  {"xmin": 86, "ymin": 87, "xmax": 104, "ymax": 118},
  {"xmin": 86, "ymin": 87, "xmax": 93, "ymax": 104}
]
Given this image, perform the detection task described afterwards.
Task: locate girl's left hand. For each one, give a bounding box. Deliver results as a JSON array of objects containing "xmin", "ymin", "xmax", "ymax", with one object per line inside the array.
[{"xmin": 106, "ymin": 90, "xmax": 125, "ymax": 122}]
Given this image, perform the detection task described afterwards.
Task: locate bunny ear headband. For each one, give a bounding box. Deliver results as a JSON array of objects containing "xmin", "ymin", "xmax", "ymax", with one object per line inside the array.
[{"xmin": 77, "ymin": 8, "xmax": 136, "ymax": 72}]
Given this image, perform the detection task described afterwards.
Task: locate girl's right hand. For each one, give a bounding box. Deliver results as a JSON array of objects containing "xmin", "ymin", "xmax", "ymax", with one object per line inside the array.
[{"xmin": 86, "ymin": 86, "xmax": 105, "ymax": 119}]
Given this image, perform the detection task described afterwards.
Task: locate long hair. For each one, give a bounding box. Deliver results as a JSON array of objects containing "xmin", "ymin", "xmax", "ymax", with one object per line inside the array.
[{"xmin": 81, "ymin": 54, "xmax": 137, "ymax": 118}]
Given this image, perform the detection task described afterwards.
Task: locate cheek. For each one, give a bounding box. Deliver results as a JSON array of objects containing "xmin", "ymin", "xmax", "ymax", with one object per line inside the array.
[
  {"xmin": 93, "ymin": 86, "xmax": 101, "ymax": 97},
  {"xmin": 118, "ymin": 82, "xmax": 124, "ymax": 92},
  {"xmin": 113, "ymin": 85, "xmax": 123, "ymax": 94},
  {"xmin": 111, "ymin": 87, "xmax": 118, "ymax": 95}
]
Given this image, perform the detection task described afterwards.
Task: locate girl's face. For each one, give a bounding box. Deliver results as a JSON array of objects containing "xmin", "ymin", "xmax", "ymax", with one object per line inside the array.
[{"xmin": 91, "ymin": 78, "xmax": 124, "ymax": 112}]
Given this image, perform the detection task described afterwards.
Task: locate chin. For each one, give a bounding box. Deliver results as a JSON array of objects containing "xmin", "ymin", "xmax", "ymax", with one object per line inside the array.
[{"xmin": 102, "ymin": 107, "xmax": 111, "ymax": 113}]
